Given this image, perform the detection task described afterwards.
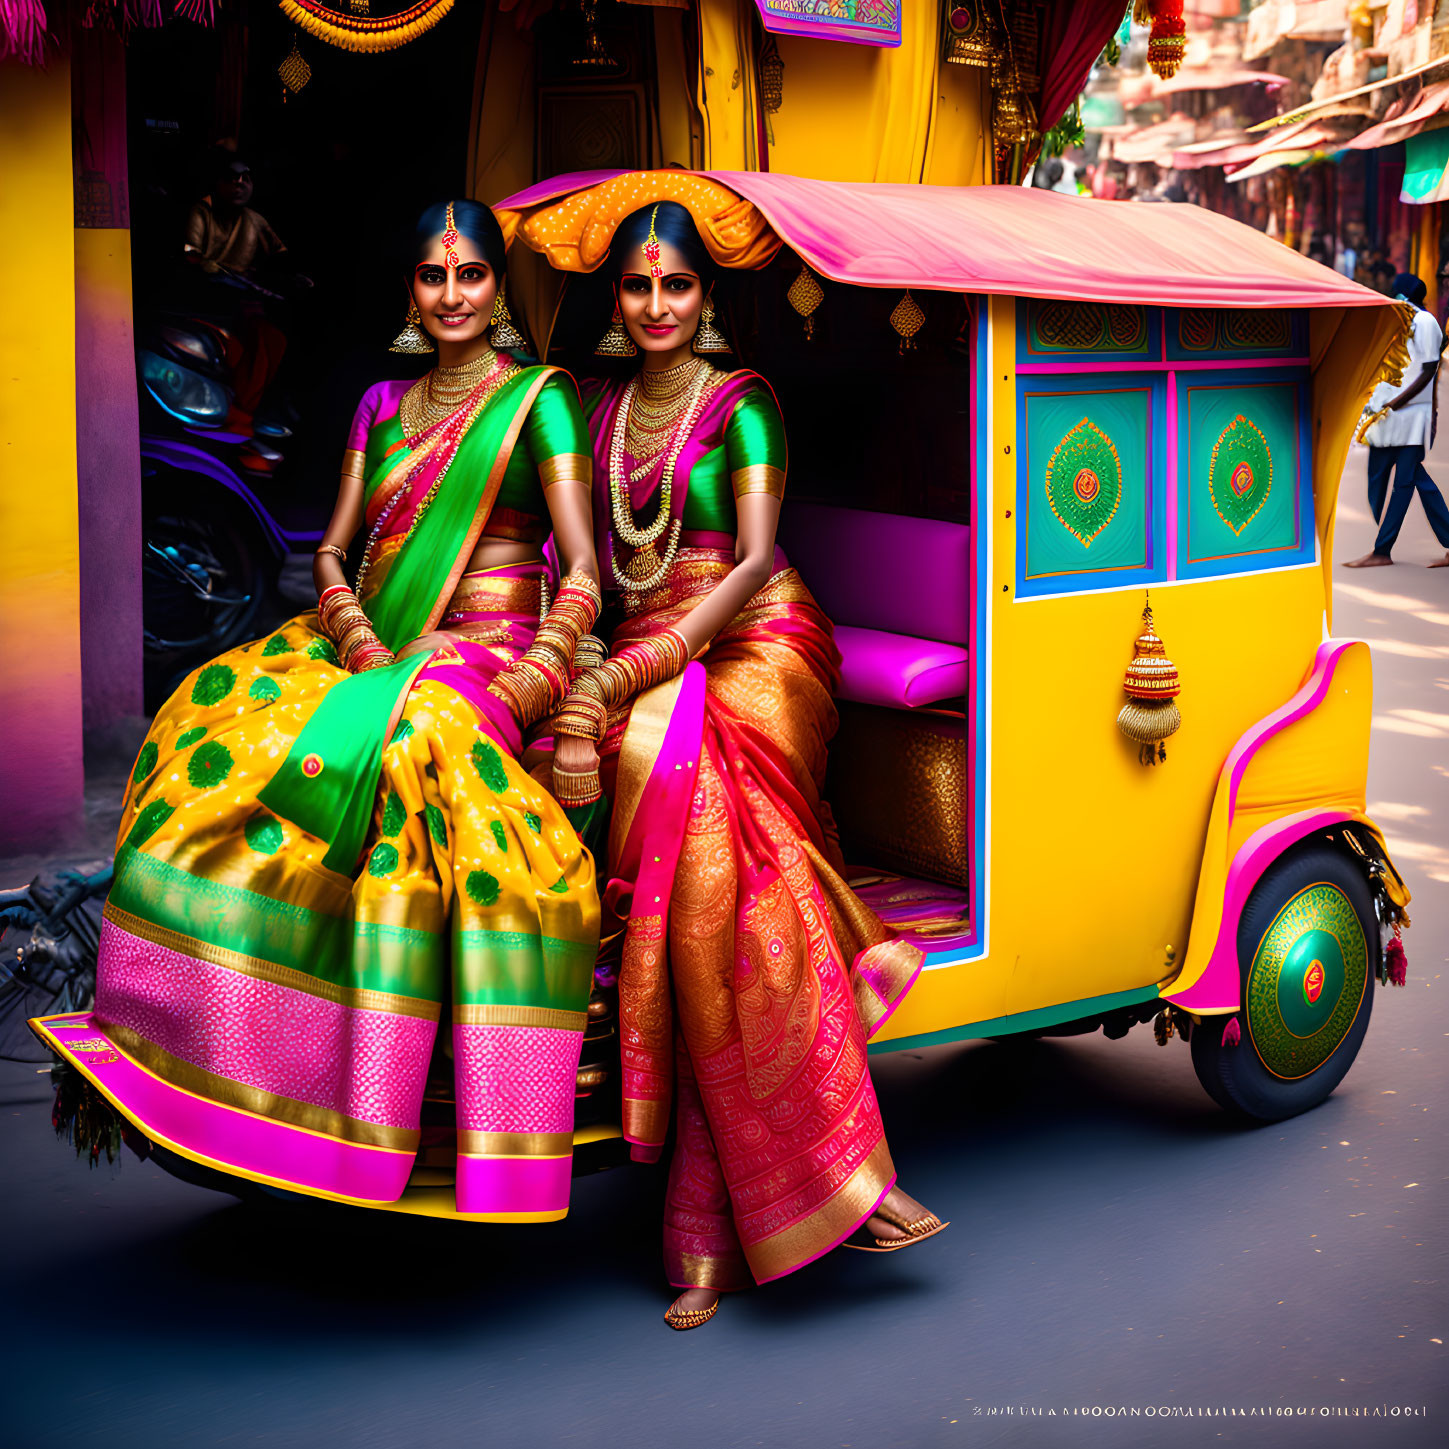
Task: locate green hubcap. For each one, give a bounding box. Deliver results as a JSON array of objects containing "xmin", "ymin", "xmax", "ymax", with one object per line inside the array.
[{"xmin": 1246, "ymin": 883, "xmax": 1367, "ymax": 1080}]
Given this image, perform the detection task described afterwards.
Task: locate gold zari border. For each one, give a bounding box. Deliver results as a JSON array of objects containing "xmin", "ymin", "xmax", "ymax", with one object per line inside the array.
[
  {"xmin": 95, "ymin": 1019, "xmax": 422, "ymax": 1152},
  {"xmin": 452, "ymin": 1003, "xmax": 586, "ymax": 1031},
  {"xmin": 745, "ymin": 1136, "xmax": 895, "ymax": 1282},
  {"xmin": 538, "ymin": 453, "xmax": 593, "ymax": 488},
  {"xmin": 457, "ymin": 1129, "xmax": 574, "ymax": 1157},
  {"xmin": 673, "ymin": 1249, "xmax": 751, "ymax": 1292},
  {"xmin": 104, "ymin": 902, "xmax": 441, "ymax": 1021},
  {"xmin": 731, "ymin": 463, "xmax": 785, "ymax": 499}
]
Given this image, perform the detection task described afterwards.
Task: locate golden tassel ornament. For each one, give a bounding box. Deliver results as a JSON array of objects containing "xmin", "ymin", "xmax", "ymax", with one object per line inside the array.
[
  {"xmin": 490, "ymin": 281, "xmax": 527, "ymax": 350},
  {"xmin": 1116, "ymin": 597, "xmax": 1182, "ymax": 765},
  {"xmin": 787, "ymin": 265, "xmax": 824, "ymax": 339},
  {"xmin": 889, "ymin": 290, "xmax": 926, "ymax": 353}
]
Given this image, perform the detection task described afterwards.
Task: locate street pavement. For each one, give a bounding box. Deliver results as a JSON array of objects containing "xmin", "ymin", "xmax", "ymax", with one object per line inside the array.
[{"xmin": 2, "ymin": 446, "xmax": 1444, "ymax": 1449}]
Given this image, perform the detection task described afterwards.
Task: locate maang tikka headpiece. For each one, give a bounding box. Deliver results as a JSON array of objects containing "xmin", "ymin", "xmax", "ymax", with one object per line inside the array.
[
  {"xmin": 644, "ymin": 205, "xmax": 664, "ymax": 280},
  {"xmin": 441, "ymin": 201, "xmax": 460, "ymax": 269}
]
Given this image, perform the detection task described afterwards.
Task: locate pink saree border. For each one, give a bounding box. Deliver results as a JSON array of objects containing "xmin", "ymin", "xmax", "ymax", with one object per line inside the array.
[{"xmin": 30, "ymin": 1012, "xmax": 414, "ymax": 1204}]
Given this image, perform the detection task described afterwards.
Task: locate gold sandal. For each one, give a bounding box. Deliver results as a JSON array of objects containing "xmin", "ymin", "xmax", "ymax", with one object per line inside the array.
[
  {"xmin": 844, "ymin": 1208, "xmax": 950, "ymax": 1253},
  {"xmin": 664, "ymin": 1298, "xmax": 719, "ymax": 1331}
]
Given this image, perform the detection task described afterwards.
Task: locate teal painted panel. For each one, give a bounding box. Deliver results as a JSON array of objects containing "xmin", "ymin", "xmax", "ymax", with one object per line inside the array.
[
  {"xmin": 1184, "ymin": 380, "xmax": 1300, "ymax": 563},
  {"xmin": 1024, "ymin": 386, "xmax": 1151, "ymax": 579},
  {"xmin": 1024, "ymin": 299, "xmax": 1153, "ymax": 358}
]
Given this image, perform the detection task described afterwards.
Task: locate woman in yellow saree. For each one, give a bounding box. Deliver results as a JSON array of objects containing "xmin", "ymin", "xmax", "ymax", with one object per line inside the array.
[
  {"xmin": 67, "ymin": 201, "xmax": 603, "ymax": 1221},
  {"xmin": 527, "ymin": 187, "xmax": 947, "ymax": 1328}
]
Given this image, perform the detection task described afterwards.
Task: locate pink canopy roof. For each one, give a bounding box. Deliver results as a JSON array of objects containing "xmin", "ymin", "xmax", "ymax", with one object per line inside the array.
[{"xmin": 497, "ymin": 170, "xmax": 1389, "ymax": 312}]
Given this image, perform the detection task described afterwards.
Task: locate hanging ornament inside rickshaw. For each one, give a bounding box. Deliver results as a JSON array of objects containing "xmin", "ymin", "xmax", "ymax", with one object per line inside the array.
[
  {"xmin": 787, "ymin": 264, "xmax": 824, "ymax": 339},
  {"xmin": 1139, "ymin": 0, "xmax": 1187, "ymax": 82},
  {"xmin": 760, "ymin": 36, "xmax": 785, "ymax": 145},
  {"xmin": 1115, "ymin": 597, "xmax": 1182, "ymax": 765},
  {"xmin": 278, "ymin": 36, "xmax": 313, "ymax": 100},
  {"xmin": 889, "ymin": 290, "xmax": 926, "ymax": 354},
  {"xmin": 277, "ymin": 1, "xmax": 455, "ymax": 53},
  {"xmin": 990, "ymin": 58, "xmax": 1038, "ymax": 149},
  {"xmin": 574, "ymin": 0, "xmax": 615, "ymax": 68},
  {"xmin": 942, "ymin": 0, "xmax": 998, "ymax": 68}
]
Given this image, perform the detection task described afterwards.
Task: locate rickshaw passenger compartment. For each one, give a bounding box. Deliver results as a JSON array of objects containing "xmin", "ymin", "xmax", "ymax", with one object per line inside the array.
[{"xmin": 779, "ymin": 503, "xmax": 973, "ymax": 900}]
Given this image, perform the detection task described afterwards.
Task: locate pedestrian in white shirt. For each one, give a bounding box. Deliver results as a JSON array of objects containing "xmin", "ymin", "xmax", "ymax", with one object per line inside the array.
[{"xmin": 1346, "ymin": 273, "xmax": 1449, "ymax": 568}]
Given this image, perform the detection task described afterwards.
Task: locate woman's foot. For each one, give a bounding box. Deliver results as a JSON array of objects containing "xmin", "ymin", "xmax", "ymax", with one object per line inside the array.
[
  {"xmin": 865, "ymin": 1185, "xmax": 939, "ymax": 1243},
  {"xmin": 843, "ymin": 1185, "xmax": 950, "ymax": 1252},
  {"xmin": 1344, "ymin": 551, "xmax": 1394, "ymax": 568},
  {"xmin": 664, "ymin": 1287, "xmax": 720, "ymax": 1330},
  {"xmin": 1429, "ymin": 551, "xmax": 1449, "ymax": 568}
]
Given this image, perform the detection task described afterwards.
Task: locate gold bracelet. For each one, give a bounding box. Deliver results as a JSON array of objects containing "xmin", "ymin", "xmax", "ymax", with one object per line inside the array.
[{"xmin": 315, "ymin": 543, "xmax": 348, "ymax": 564}]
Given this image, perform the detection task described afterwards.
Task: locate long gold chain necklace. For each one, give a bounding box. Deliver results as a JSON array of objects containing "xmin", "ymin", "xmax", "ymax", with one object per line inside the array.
[
  {"xmin": 608, "ymin": 361, "xmax": 716, "ymax": 593},
  {"xmin": 399, "ymin": 348, "xmax": 507, "ymax": 439}
]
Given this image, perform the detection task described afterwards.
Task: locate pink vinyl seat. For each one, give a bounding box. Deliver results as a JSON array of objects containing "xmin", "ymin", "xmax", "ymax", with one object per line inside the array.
[{"xmin": 777, "ymin": 502, "xmax": 971, "ymax": 710}]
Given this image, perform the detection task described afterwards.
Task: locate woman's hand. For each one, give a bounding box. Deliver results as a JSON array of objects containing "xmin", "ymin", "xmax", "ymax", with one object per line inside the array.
[{"xmin": 554, "ymin": 732, "xmax": 600, "ymax": 784}]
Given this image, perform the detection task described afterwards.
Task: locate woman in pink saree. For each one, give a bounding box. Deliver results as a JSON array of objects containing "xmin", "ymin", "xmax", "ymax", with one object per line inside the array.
[{"xmin": 536, "ymin": 192, "xmax": 948, "ymax": 1329}]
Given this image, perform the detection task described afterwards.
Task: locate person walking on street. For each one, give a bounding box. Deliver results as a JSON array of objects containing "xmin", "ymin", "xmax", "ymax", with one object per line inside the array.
[{"xmin": 1346, "ymin": 273, "xmax": 1449, "ymax": 568}]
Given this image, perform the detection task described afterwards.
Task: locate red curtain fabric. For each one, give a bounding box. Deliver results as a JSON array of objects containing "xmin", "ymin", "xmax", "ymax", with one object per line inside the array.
[{"xmin": 1038, "ymin": 0, "xmax": 1132, "ymax": 135}]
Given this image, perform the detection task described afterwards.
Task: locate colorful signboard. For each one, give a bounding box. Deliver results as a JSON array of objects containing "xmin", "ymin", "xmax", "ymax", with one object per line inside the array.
[{"xmin": 752, "ymin": 0, "xmax": 902, "ymax": 49}]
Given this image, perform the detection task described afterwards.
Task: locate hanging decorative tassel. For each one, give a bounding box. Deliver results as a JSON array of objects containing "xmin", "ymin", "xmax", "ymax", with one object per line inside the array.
[
  {"xmin": 575, "ymin": 0, "xmax": 614, "ymax": 68},
  {"xmin": 1116, "ymin": 595, "xmax": 1182, "ymax": 765},
  {"xmin": 759, "ymin": 36, "xmax": 784, "ymax": 146},
  {"xmin": 0, "ymin": 0, "xmax": 49, "ymax": 67},
  {"xmin": 1153, "ymin": 1011, "xmax": 1175, "ymax": 1046},
  {"xmin": 787, "ymin": 265, "xmax": 824, "ymax": 339},
  {"xmin": 1386, "ymin": 929, "xmax": 1407, "ymax": 987},
  {"xmin": 890, "ymin": 290, "xmax": 926, "ymax": 353},
  {"xmin": 278, "ymin": 35, "xmax": 312, "ymax": 101},
  {"xmin": 1144, "ymin": 0, "xmax": 1187, "ymax": 82},
  {"xmin": 172, "ymin": 0, "xmax": 217, "ymax": 22},
  {"xmin": 943, "ymin": 0, "xmax": 997, "ymax": 68},
  {"xmin": 1221, "ymin": 1016, "xmax": 1241, "ymax": 1047}
]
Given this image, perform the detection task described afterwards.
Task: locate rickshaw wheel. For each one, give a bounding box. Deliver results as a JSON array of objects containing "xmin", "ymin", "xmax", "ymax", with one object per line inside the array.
[{"xmin": 1190, "ymin": 841, "xmax": 1376, "ymax": 1123}]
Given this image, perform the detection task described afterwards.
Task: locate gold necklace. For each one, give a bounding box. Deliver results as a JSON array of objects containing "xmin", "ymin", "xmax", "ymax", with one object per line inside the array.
[
  {"xmin": 609, "ymin": 363, "xmax": 717, "ymax": 593},
  {"xmin": 400, "ymin": 348, "xmax": 506, "ymax": 438},
  {"xmin": 624, "ymin": 356, "xmax": 709, "ymax": 461}
]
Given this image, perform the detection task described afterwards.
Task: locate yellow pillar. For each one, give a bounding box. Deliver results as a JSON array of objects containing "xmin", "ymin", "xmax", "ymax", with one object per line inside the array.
[{"xmin": 0, "ymin": 55, "xmax": 83, "ymax": 853}]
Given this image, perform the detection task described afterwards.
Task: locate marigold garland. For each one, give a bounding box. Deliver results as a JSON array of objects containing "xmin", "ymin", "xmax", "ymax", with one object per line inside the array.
[{"xmin": 277, "ymin": 0, "xmax": 454, "ymax": 54}]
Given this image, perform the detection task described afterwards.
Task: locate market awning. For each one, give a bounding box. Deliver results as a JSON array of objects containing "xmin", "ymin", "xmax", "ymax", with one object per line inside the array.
[
  {"xmin": 1172, "ymin": 131, "xmax": 1258, "ymax": 170},
  {"xmin": 1345, "ymin": 79, "xmax": 1449, "ymax": 150},
  {"xmin": 1250, "ymin": 51, "xmax": 1449, "ymax": 130},
  {"xmin": 1111, "ymin": 114, "xmax": 1200, "ymax": 165},
  {"xmin": 1120, "ymin": 65, "xmax": 1290, "ymax": 106},
  {"xmin": 497, "ymin": 168, "xmax": 1396, "ymax": 311},
  {"xmin": 1224, "ymin": 117, "xmax": 1355, "ymax": 178}
]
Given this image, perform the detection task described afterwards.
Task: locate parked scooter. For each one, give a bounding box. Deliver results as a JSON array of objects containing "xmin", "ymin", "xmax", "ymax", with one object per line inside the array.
[{"xmin": 137, "ymin": 268, "xmax": 325, "ymax": 709}]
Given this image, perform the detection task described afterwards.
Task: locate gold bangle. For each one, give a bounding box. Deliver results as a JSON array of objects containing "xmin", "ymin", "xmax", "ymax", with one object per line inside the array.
[{"xmin": 315, "ymin": 543, "xmax": 348, "ymax": 564}]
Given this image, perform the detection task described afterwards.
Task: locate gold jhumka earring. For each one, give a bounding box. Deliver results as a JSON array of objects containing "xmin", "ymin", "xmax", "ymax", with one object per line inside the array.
[
  {"xmin": 490, "ymin": 281, "xmax": 527, "ymax": 349},
  {"xmin": 595, "ymin": 300, "xmax": 637, "ymax": 357},
  {"xmin": 693, "ymin": 296, "xmax": 730, "ymax": 354},
  {"xmin": 390, "ymin": 300, "xmax": 434, "ymax": 355}
]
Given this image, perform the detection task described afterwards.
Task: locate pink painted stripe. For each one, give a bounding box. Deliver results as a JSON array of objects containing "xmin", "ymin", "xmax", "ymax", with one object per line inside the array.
[
  {"xmin": 1166, "ymin": 808, "xmax": 1357, "ymax": 1013},
  {"xmin": 42, "ymin": 1015, "xmax": 413, "ymax": 1202},
  {"xmin": 452, "ymin": 1022, "xmax": 583, "ymax": 1134},
  {"xmin": 1223, "ymin": 642, "xmax": 1357, "ymax": 820},
  {"xmin": 97, "ymin": 918, "xmax": 436, "ymax": 1129},
  {"xmin": 1165, "ymin": 640, "xmax": 1365, "ymax": 1014},
  {"xmin": 1017, "ymin": 356, "xmax": 1311, "ymax": 375},
  {"xmin": 455, "ymin": 1152, "xmax": 572, "ymax": 1215}
]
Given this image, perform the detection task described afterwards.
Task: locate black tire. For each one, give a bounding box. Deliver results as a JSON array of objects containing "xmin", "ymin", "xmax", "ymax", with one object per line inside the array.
[
  {"xmin": 1191, "ymin": 841, "xmax": 1376, "ymax": 1122},
  {"xmin": 143, "ymin": 468, "xmax": 278, "ymax": 711}
]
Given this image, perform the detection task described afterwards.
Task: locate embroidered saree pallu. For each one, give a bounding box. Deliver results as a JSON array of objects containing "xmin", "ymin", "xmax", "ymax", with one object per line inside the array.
[
  {"xmin": 40, "ymin": 364, "xmax": 601, "ymax": 1220},
  {"xmin": 604, "ymin": 556, "xmax": 925, "ymax": 1288}
]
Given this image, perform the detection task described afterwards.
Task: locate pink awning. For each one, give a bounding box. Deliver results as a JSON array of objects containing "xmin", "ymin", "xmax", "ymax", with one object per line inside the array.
[
  {"xmin": 1112, "ymin": 114, "xmax": 1200, "ymax": 165},
  {"xmin": 1346, "ymin": 80, "xmax": 1449, "ymax": 150},
  {"xmin": 1121, "ymin": 66, "xmax": 1290, "ymax": 105},
  {"xmin": 496, "ymin": 170, "xmax": 1392, "ymax": 311}
]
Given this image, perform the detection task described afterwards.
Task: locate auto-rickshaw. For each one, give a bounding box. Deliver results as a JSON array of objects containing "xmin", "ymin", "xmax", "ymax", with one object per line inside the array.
[{"xmin": 31, "ymin": 171, "xmax": 1413, "ymax": 1219}]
